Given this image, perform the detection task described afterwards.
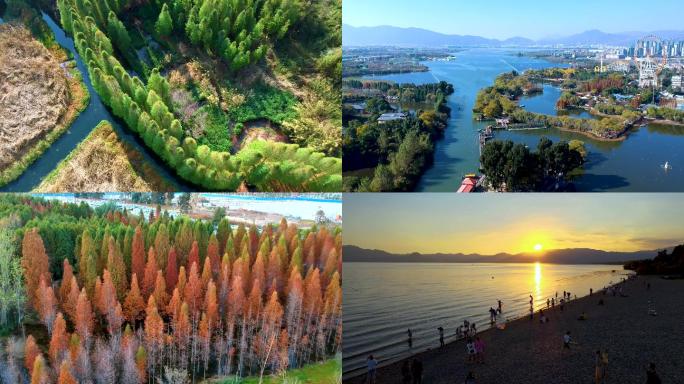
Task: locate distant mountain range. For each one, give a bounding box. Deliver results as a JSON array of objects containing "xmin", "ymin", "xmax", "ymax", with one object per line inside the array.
[
  {"xmin": 343, "ymin": 245, "xmax": 665, "ymax": 265},
  {"xmin": 343, "ymin": 24, "xmax": 684, "ymax": 47}
]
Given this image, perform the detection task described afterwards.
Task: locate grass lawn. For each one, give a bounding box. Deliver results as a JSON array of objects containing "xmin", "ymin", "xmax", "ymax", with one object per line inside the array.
[{"xmin": 208, "ymin": 357, "xmax": 341, "ymax": 384}]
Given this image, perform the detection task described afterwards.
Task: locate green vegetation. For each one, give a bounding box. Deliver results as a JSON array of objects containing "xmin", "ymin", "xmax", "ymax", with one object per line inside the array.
[
  {"xmin": 646, "ymin": 105, "xmax": 684, "ymax": 123},
  {"xmin": 624, "ymin": 245, "xmax": 684, "ymax": 275},
  {"xmin": 55, "ymin": 0, "xmax": 341, "ymax": 191},
  {"xmin": 473, "ymin": 71, "xmax": 640, "ymax": 140},
  {"xmin": 228, "ymin": 85, "xmax": 298, "ymax": 125},
  {"xmin": 343, "ymin": 81, "xmax": 454, "ymax": 191},
  {"xmin": 213, "ymin": 357, "xmax": 341, "ymax": 384},
  {"xmin": 181, "ymin": 0, "xmax": 300, "ymax": 72},
  {"xmin": 0, "ymin": 221, "xmax": 26, "ymax": 335},
  {"xmin": 2, "ymin": 0, "xmax": 60, "ymax": 49},
  {"xmin": 480, "ymin": 137, "xmax": 584, "ymax": 192},
  {"xmin": 283, "ymin": 78, "xmax": 341, "ymax": 156}
]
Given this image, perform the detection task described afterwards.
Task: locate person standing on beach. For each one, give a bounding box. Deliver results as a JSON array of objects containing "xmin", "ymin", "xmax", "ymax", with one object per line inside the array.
[
  {"xmin": 497, "ymin": 299, "xmax": 502, "ymax": 313},
  {"xmin": 489, "ymin": 307, "xmax": 497, "ymax": 323},
  {"xmin": 646, "ymin": 362, "xmax": 661, "ymax": 384},
  {"xmin": 474, "ymin": 336, "xmax": 485, "ymax": 363},
  {"xmin": 595, "ymin": 349, "xmax": 608, "ymax": 384},
  {"xmin": 438, "ymin": 327, "xmax": 445, "ymax": 347},
  {"xmin": 411, "ymin": 358, "xmax": 423, "ymax": 384},
  {"xmin": 547, "ymin": 298, "xmax": 550, "ymax": 308},
  {"xmin": 366, "ymin": 355, "xmax": 378, "ymax": 384},
  {"xmin": 560, "ymin": 298, "xmax": 565, "ymax": 311},
  {"xmin": 551, "ymin": 298, "xmax": 555, "ymax": 307},
  {"xmin": 590, "ymin": 288, "xmax": 593, "ymax": 296},
  {"xmin": 466, "ymin": 338, "xmax": 476, "ymax": 363},
  {"xmin": 563, "ymin": 331, "xmax": 573, "ymax": 349},
  {"xmin": 401, "ymin": 360, "xmax": 412, "ymax": 384}
]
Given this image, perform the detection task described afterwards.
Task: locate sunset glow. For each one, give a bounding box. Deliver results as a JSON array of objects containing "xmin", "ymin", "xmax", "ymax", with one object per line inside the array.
[{"xmin": 344, "ymin": 194, "xmax": 684, "ymax": 255}]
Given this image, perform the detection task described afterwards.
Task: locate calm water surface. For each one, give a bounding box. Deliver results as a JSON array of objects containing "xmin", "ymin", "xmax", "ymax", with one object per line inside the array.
[
  {"xmin": 362, "ymin": 49, "xmax": 684, "ymax": 192},
  {"xmin": 343, "ymin": 262, "xmax": 630, "ymax": 377}
]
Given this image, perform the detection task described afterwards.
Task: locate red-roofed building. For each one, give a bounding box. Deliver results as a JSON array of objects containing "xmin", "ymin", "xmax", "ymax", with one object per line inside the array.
[{"xmin": 457, "ymin": 177, "xmax": 478, "ymax": 193}]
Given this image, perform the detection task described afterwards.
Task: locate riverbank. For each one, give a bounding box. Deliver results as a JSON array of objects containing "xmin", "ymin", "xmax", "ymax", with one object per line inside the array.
[
  {"xmin": 0, "ymin": 23, "xmax": 89, "ymax": 186},
  {"xmin": 553, "ymin": 123, "xmax": 627, "ymax": 142},
  {"xmin": 344, "ymin": 275, "xmax": 683, "ymax": 383},
  {"xmin": 33, "ymin": 121, "xmax": 174, "ymax": 192}
]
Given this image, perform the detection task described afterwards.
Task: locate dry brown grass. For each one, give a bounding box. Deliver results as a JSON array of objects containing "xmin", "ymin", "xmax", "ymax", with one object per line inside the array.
[
  {"xmin": 0, "ymin": 24, "xmax": 69, "ymax": 170},
  {"xmin": 34, "ymin": 121, "xmax": 175, "ymax": 192}
]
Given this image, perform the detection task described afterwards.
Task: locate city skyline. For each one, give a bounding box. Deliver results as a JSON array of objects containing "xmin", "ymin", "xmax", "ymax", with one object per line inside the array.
[
  {"xmin": 343, "ymin": 0, "xmax": 684, "ymax": 40},
  {"xmin": 344, "ymin": 194, "xmax": 684, "ymax": 255}
]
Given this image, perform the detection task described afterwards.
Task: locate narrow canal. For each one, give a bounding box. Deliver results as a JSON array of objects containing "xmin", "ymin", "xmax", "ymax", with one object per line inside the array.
[{"xmin": 0, "ymin": 12, "xmax": 190, "ymax": 191}]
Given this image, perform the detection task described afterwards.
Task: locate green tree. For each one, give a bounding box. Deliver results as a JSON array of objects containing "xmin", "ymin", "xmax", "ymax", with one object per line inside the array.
[
  {"xmin": 0, "ymin": 226, "xmax": 26, "ymax": 329},
  {"xmin": 106, "ymin": 11, "xmax": 131, "ymax": 53},
  {"xmin": 156, "ymin": 3, "xmax": 174, "ymax": 36},
  {"xmin": 178, "ymin": 193, "xmax": 191, "ymax": 214}
]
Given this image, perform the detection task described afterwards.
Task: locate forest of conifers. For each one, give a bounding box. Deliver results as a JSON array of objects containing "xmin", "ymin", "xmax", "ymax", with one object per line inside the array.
[
  {"xmin": 53, "ymin": 0, "xmax": 342, "ymax": 191},
  {"xmin": 0, "ymin": 195, "xmax": 342, "ymax": 383}
]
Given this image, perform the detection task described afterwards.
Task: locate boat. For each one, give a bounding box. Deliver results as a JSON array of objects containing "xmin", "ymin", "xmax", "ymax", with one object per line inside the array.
[
  {"xmin": 457, "ymin": 175, "xmax": 480, "ymax": 193},
  {"xmin": 662, "ymin": 161, "xmax": 673, "ymax": 170}
]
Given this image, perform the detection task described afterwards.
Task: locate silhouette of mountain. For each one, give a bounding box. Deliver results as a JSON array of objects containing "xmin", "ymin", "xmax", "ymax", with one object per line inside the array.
[
  {"xmin": 343, "ymin": 24, "xmax": 499, "ymax": 47},
  {"xmin": 344, "ymin": 245, "xmax": 664, "ymax": 265},
  {"xmin": 343, "ymin": 24, "xmax": 684, "ymax": 47}
]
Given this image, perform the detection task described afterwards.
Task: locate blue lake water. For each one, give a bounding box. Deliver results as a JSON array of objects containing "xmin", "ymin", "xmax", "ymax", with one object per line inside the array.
[{"xmin": 363, "ymin": 49, "xmax": 684, "ymax": 192}]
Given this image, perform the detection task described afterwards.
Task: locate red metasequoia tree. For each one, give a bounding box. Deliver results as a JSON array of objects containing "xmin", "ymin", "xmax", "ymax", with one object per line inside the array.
[
  {"xmin": 142, "ymin": 246, "xmax": 158, "ymax": 300},
  {"xmin": 124, "ymin": 274, "xmax": 146, "ymax": 324},
  {"xmin": 75, "ymin": 288, "xmax": 94, "ymax": 344},
  {"xmin": 36, "ymin": 276, "xmax": 57, "ymax": 334},
  {"xmin": 49, "ymin": 313, "xmax": 69, "ymax": 367},
  {"xmin": 59, "ymin": 259, "xmax": 75, "ymax": 301},
  {"xmin": 24, "ymin": 335, "xmax": 40, "ymax": 376},
  {"xmin": 21, "ymin": 228, "xmax": 51, "ymax": 308},
  {"xmin": 131, "ymin": 226, "xmax": 146, "ymax": 283},
  {"xmin": 57, "ymin": 360, "xmax": 78, "ymax": 384},
  {"xmin": 165, "ymin": 247, "xmax": 179, "ymax": 293}
]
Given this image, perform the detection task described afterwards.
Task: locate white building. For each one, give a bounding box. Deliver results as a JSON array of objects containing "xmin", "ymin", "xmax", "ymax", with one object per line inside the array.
[
  {"xmin": 377, "ymin": 113, "xmax": 407, "ymax": 124},
  {"xmin": 638, "ymin": 58, "xmax": 658, "ymax": 88},
  {"xmin": 671, "ymin": 75, "xmax": 683, "ymax": 90}
]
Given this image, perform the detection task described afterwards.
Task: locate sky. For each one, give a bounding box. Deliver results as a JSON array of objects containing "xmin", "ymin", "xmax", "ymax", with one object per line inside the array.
[
  {"xmin": 344, "ymin": 194, "xmax": 684, "ymax": 255},
  {"xmin": 343, "ymin": 0, "xmax": 684, "ymax": 40}
]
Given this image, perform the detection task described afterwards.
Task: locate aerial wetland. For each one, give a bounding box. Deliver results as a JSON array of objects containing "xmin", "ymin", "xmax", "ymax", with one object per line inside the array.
[
  {"xmin": 0, "ymin": 0, "xmax": 342, "ymax": 192},
  {"xmin": 344, "ymin": 49, "xmax": 684, "ymax": 192}
]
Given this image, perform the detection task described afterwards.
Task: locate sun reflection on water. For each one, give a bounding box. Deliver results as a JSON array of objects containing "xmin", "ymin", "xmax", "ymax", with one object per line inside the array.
[{"xmin": 534, "ymin": 262, "xmax": 542, "ymax": 301}]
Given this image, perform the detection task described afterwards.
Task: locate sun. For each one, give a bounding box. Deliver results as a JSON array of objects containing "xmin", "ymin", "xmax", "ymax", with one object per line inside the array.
[{"xmin": 534, "ymin": 243, "xmax": 543, "ymax": 251}]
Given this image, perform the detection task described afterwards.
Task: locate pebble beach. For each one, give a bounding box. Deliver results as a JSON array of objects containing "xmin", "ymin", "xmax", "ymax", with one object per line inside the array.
[{"xmin": 344, "ymin": 275, "xmax": 684, "ymax": 383}]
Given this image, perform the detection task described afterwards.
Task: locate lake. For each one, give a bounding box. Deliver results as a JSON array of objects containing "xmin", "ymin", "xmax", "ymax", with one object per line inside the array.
[
  {"xmin": 362, "ymin": 49, "xmax": 684, "ymax": 192},
  {"xmin": 342, "ymin": 262, "xmax": 630, "ymax": 378}
]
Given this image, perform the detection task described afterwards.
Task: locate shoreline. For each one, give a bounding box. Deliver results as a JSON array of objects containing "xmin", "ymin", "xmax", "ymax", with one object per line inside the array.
[
  {"xmin": 344, "ymin": 275, "xmax": 683, "ymax": 383},
  {"xmin": 343, "ymin": 276, "xmax": 628, "ymax": 380}
]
